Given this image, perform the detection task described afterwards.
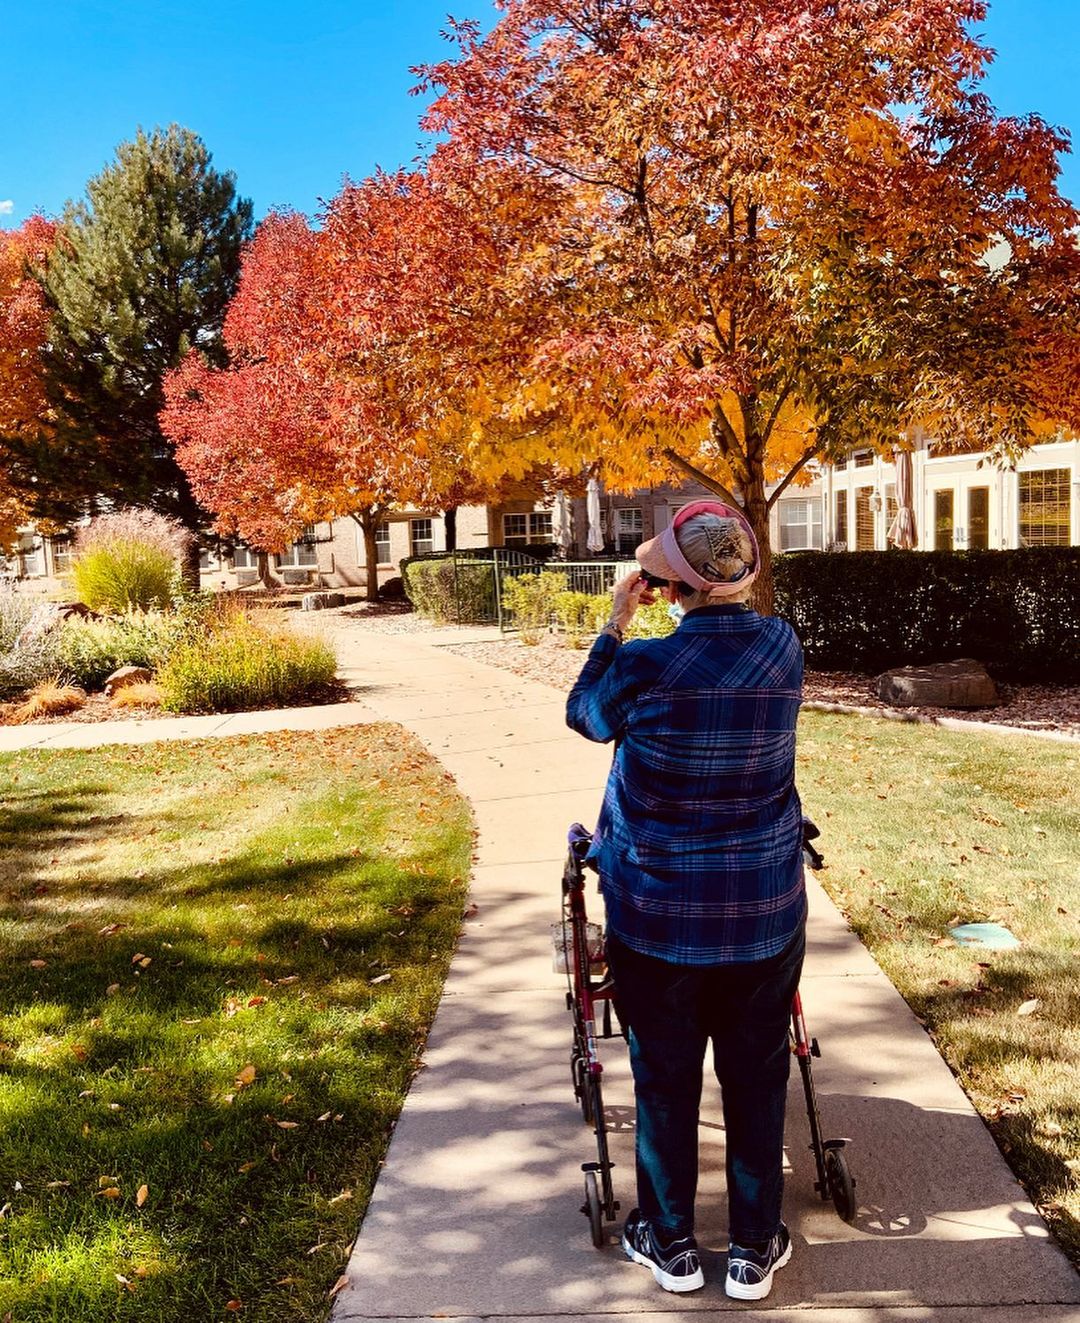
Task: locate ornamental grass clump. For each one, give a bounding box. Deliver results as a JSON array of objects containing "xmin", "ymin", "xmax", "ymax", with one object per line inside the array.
[
  {"xmin": 56, "ymin": 611, "xmax": 186, "ymax": 690},
  {"xmin": 70, "ymin": 509, "xmax": 191, "ymax": 612},
  {"xmin": 156, "ymin": 608, "xmax": 337, "ymax": 713}
]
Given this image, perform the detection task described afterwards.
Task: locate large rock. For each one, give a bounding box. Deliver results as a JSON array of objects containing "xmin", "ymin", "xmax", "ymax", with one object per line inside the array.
[
  {"xmin": 875, "ymin": 658, "xmax": 999, "ymax": 709},
  {"xmin": 104, "ymin": 665, "xmax": 153, "ymax": 696},
  {"xmin": 301, "ymin": 591, "xmax": 345, "ymax": 611}
]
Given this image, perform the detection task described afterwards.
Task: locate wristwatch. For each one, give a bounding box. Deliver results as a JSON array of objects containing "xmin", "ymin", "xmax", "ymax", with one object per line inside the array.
[{"xmin": 601, "ymin": 620, "xmax": 624, "ymax": 643}]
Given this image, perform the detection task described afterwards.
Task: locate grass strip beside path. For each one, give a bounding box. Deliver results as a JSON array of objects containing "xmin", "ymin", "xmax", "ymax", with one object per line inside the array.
[
  {"xmin": 0, "ymin": 725, "xmax": 472, "ymax": 1321},
  {"xmin": 799, "ymin": 710, "xmax": 1080, "ymax": 1263}
]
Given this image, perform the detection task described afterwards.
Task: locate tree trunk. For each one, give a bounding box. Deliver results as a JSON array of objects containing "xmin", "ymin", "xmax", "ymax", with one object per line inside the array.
[
  {"xmin": 741, "ymin": 470, "xmax": 775, "ymax": 616},
  {"xmin": 180, "ymin": 536, "xmax": 202, "ymax": 592},
  {"xmin": 444, "ymin": 505, "xmax": 458, "ymax": 553},
  {"xmin": 353, "ymin": 509, "xmax": 381, "ymax": 602},
  {"xmin": 256, "ymin": 550, "xmax": 280, "ymax": 590}
]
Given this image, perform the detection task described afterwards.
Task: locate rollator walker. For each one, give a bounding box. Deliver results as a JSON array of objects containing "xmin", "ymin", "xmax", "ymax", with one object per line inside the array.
[{"xmin": 556, "ymin": 819, "xmax": 856, "ymax": 1246}]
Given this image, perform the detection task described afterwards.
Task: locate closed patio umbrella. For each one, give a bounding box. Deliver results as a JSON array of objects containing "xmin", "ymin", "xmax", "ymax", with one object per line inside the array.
[
  {"xmin": 554, "ymin": 491, "xmax": 573, "ymax": 557},
  {"xmin": 586, "ymin": 478, "xmax": 605, "ymax": 554},
  {"xmin": 887, "ymin": 449, "xmax": 918, "ymax": 549}
]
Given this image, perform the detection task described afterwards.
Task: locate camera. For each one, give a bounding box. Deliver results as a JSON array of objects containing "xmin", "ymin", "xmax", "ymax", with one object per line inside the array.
[{"xmin": 638, "ymin": 570, "xmax": 668, "ymax": 589}]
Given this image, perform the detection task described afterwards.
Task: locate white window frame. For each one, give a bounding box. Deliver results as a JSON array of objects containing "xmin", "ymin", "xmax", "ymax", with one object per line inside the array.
[
  {"xmin": 614, "ymin": 507, "xmax": 644, "ymax": 556},
  {"xmin": 374, "ymin": 522, "xmax": 391, "ymax": 565},
  {"xmin": 502, "ymin": 511, "xmax": 553, "ymax": 546},
  {"xmin": 1018, "ymin": 468, "xmax": 1071, "ymax": 547},
  {"xmin": 276, "ymin": 525, "xmax": 319, "ymax": 570},
  {"xmin": 410, "ymin": 518, "xmax": 434, "ymax": 557},
  {"xmin": 777, "ymin": 496, "xmax": 823, "ymax": 551}
]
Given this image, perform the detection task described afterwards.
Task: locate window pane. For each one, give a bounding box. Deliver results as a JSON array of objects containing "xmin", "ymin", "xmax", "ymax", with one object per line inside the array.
[
  {"xmin": 934, "ymin": 490, "xmax": 954, "ymax": 551},
  {"xmin": 968, "ymin": 487, "xmax": 989, "ymax": 550},
  {"xmin": 1019, "ymin": 469, "xmax": 1070, "ymax": 547},
  {"xmin": 855, "ymin": 488, "xmax": 875, "ymax": 550},
  {"xmin": 375, "ymin": 522, "xmax": 391, "ymax": 563},
  {"xmin": 528, "ymin": 511, "xmax": 553, "ymax": 543},
  {"xmin": 853, "ymin": 450, "xmax": 873, "ymax": 468},
  {"xmin": 779, "ymin": 497, "xmax": 822, "ymax": 551},
  {"xmin": 410, "ymin": 518, "xmax": 434, "ymax": 556},
  {"xmin": 834, "ymin": 491, "xmax": 847, "ymax": 546},
  {"xmin": 615, "ymin": 508, "xmax": 644, "ymax": 555},
  {"xmin": 51, "ymin": 538, "xmax": 72, "ymax": 573},
  {"xmin": 502, "ymin": 514, "xmax": 527, "ymax": 542},
  {"xmin": 234, "ymin": 544, "xmax": 258, "ymax": 570}
]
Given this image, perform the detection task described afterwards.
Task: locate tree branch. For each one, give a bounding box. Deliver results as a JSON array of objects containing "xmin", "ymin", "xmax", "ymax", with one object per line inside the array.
[
  {"xmin": 765, "ymin": 441, "xmax": 826, "ymax": 511},
  {"xmin": 761, "ymin": 376, "xmax": 796, "ymax": 446},
  {"xmin": 663, "ymin": 447, "xmax": 742, "ymax": 507}
]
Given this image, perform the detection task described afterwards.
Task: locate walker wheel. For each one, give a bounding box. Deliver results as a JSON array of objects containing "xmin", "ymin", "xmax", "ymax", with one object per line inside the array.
[
  {"xmin": 825, "ymin": 1147, "xmax": 857, "ymax": 1223},
  {"xmin": 583, "ymin": 1169, "xmax": 604, "ymax": 1247}
]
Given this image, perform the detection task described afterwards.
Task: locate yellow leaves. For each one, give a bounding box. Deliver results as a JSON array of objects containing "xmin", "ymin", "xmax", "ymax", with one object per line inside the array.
[{"xmin": 235, "ymin": 1064, "xmax": 257, "ymax": 1090}]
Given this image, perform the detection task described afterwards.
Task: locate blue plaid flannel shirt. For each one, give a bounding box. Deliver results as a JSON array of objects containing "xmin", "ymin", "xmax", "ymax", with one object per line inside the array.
[{"xmin": 566, "ymin": 604, "xmax": 806, "ymax": 965}]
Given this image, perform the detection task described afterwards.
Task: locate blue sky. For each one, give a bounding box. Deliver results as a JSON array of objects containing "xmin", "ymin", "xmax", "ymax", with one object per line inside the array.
[{"xmin": 2, "ymin": 1, "xmax": 1077, "ymax": 228}]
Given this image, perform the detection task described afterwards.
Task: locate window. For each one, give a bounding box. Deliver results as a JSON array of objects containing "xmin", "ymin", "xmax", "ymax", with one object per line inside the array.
[
  {"xmin": 853, "ymin": 450, "xmax": 874, "ymax": 468},
  {"xmin": 233, "ymin": 543, "xmax": 259, "ymax": 571},
  {"xmin": 614, "ymin": 508, "xmax": 644, "ymax": 556},
  {"xmin": 501, "ymin": 511, "xmax": 553, "ymax": 546},
  {"xmin": 854, "ymin": 488, "xmax": 875, "ymax": 550},
  {"xmin": 968, "ymin": 486, "xmax": 990, "ymax": 550},
  {"xmin": 934, "ymin": 489, "xmax": 954, "ymax": 551},
  {"xmin": 1019, "ymin": 469, "xmax": 1071, "ymax": 547},
  {"xmin": 410, "ymin": 518, "xmax": 434, "ymax": 556},
  {"xmin": 51, "ymin": 537, "xmax": 73, "ymax": 574},
  {"xmin": 834, "ymin": 491, "xmax": 847, "ymax": 547},
  {"xmin": 375, "ymin": 523, "xmax": 391, "ymax": 564},
  {"xmin": 778, "ymin": 497, "xmax": 822, "ymax": 551},
  {"xmin": 17, "ymin": 534, "xmax": 43, "ymax": 577},
  {"xmin": 276, "ymin": 525, "xmax": 319, "ymax": 569}
]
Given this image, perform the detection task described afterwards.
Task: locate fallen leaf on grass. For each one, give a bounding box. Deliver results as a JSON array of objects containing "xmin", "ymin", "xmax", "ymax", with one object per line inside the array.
[
  {"xmin": 370, "ymin": 973, "xmax": 391, "ymax": 985},
  {"xmin": 225, "ymin": 1302, "xmax": 244, "ymax": 1312},
  {"xmin": 97, "ymin": 1187, "xmax": 121, "ymax": 1199},
  {"xmin": 136, "ymin": 1184, "xmax": 148, "ymax": 1208},
  {"xmin": 275, "ymin": 1276, "xmax": 301, "ymax": 1286},
  {"xmin": 275, "ymin": 1120, "xmax": 300, "ymax": 1129},
  {"xmin": 316, "ymin": 1111, "xmax": 332, "ymax": 1123},
  {"xmin": 71, "ymin": 1044, "xmax": 88, "ymax": 1062},
  {"xmin": 328, "ymin": 1275, "xmax": 350, "ymax": 1298},
  {"xmin": 106, "ymin": 983, "xmax": 120, "ymax": 996},
  {"xmin": 328, "ymin": 1188, "xmax": 353, "ymax": 1206},
  {"xmin": 1017, "ymin": 999, "xmax": 1040, "ymax": 1017},
  {"xmin": 235, "ymin": 1064, "xmax": 257, "ymax": 1090},
  {"xmin": 115, "ymin": 1274, "xmax": 137, "ymax": 1292},
  {"xmin": 1041, "ymin": 1121, "xmax": 1064, "ymax": 1137},
  {"xmin": 29, "ymin": 960, "xmax": 47, "ymax": 969},
  {"xmin": 247, "ymin": 996, "xmax": 267, "ymax": 1008}
]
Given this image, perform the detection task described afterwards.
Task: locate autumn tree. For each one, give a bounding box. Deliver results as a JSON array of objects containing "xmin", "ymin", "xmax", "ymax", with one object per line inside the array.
[
  {"xmin": 2, "ymin": 126, "xmax": 253, "ymax": 579},
  {"xmin": 414, "ymin": 0, "xmax": 1080, "ymax": 604},
  {"xmin": 0, "ymin": 217, "xmax": 57, "ymax": 549},
  {"xmin": 164, "ymin": 174, "xmax": 511, "ymax": 600}
]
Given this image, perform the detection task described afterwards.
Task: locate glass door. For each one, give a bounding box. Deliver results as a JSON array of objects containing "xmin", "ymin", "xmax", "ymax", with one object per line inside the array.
[
  {"xmin": 933, "ymin": 489, "xmax": 954, "ymax": 550},
  {"xmin": 966, "ymin": 485, "xmax": 990, "ymax": 550}
]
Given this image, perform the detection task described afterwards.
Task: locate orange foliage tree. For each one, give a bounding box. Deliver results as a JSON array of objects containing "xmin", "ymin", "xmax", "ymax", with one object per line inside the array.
[
  {"xmin": 0, "ymin": 217, "xmax": 56, "ymax": 549},
  {"xmin": 412, "ymin": 0, "xmax": 1080, "ymax": 602}
]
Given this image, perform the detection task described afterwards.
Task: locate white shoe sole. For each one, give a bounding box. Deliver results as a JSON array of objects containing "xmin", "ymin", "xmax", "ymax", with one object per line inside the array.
[
  {"xmin": 622, "ymin": 1237, "xmax": 705, "ymax": 1293},
  {"xmin": 724, "ymin": 1238, "xmax": 793, "ymax": 1300}
]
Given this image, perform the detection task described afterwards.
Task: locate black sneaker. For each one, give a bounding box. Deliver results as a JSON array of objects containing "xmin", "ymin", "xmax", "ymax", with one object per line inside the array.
[
  {"xmin": 621, "ymin": 1208, "xmax": 705, "ymax": 1293},
  {"xmin": 725, "ymin": 1222, "xmax": 792, "ymax": 1300}
]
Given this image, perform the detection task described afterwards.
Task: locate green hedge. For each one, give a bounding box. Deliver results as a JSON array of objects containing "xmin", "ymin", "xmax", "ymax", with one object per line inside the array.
[
  {"xmin": 402, "ymin": 557, "xmax": 496, "ymax": 624},
  {"xmin": 773, "ymin": 548, "xmax": 1080, "ymax": 683}
]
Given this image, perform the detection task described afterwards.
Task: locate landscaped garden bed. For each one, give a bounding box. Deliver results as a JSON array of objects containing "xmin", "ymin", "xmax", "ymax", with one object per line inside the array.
[{"xmin": 0, "ymin": 724, "xmax": 472, "ymax": 1320}]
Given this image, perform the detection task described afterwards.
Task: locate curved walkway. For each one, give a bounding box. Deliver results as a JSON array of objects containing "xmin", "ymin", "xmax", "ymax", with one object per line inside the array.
[{"xmin": 3, "ymin": 618, "xmax": 1077, "ymax": 1320}]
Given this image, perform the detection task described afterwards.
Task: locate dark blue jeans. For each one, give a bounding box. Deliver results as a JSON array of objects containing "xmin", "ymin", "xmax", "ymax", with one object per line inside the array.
[{"xmin": 606, "ymin": 922, "xmax": 805, "ymax": 1245}]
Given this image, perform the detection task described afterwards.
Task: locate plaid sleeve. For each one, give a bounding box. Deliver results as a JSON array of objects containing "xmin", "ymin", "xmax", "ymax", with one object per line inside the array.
[{"xmin": 566, "ymin": 634, "xmax": 649, "ymax": 744}]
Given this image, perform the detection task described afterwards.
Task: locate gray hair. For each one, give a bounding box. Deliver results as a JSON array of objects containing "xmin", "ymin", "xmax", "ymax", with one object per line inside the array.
[{"xmin": 675, "ymin": 514, "xmax": 756, "ymax": 606}]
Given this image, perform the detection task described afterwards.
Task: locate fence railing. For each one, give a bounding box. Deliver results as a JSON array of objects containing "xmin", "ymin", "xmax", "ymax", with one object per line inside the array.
[{"xmin": 402, "ymin": 549, "xmax": 636, "ymax": 632}]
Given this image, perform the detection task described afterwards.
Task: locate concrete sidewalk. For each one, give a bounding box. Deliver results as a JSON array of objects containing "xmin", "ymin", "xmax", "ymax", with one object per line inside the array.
[{"xmin": 4, "ymin": 616, "xmax": 1077, "ymax": 1319}]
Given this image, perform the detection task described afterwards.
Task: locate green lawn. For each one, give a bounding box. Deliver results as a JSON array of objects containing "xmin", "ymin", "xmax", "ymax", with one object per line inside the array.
[
  {"xmin": 0, "ymin": 725, "xmax": 472, "ymax": 1321},
  {"xmin": 799, "ymin": 710, "xmax": 1080, "ymax": 1262}
]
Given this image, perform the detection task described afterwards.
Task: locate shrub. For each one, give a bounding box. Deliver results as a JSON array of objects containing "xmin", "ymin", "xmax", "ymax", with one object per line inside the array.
[
  {"xmin": 9, "ymin": 679, "xmax": 86, "ymax": 723},
  {"xmin": 155, "ymin": 610, "xmax": 338, "ymax": 713},
  {"xmin": 773, "ymin": 547, "xmax": 1080, "ymax": 683},
  {"xmin": 71, "ymin": 509, "xmax": 190, "ymax": 612},
  {"xmin": 0, "ymin": 587, "xmax": 36, "ymax": 652},
  {"xmin": 553, "ymin": 590, "xmax": 610, "ymax": 647},
  {"xmin": 500, "ymin": 570, "xmax": 570, "ymax": 644},
  {"xmin": 110, "ymin": 681, "xmax": 163, "ymax": 709},
  {"xmin": 0, "ymin": 632, "xmax": 62, "ymax": 700},
  {"xmin": 627, "ymin": 598, "xmax": 678, "ymax": 640},
  {"xmin": 56, "ymin": 612, "xmax": 187, "ymax": 690},
  {"xmin": 402, "ymin": 557, "xmax": 495, "ymax": 623}
]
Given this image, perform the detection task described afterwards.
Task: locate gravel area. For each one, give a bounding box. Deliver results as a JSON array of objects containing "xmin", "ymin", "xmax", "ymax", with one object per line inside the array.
[{"xmin": 436, "ymin": 633, "xmax": 1080, "ymax": 738}]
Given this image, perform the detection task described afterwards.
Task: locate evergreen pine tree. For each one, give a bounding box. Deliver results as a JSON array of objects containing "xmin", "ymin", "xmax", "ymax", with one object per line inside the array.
[{"xmin": 4, "ymin": 125, "xmax": 253, "ymax": 558}]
